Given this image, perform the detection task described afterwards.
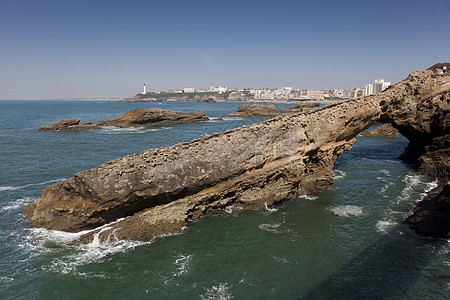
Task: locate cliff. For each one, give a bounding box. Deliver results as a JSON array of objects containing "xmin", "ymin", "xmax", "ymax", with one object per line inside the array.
[{"xmin": 24, "ymin": 67, "xmax": 450, "ymax": 242}]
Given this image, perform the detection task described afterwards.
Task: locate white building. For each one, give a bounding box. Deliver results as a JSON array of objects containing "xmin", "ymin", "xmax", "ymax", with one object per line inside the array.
[
  {"xmin": 184, "ymin": 87, "xmax": 195, "ymax": 93},
  {"xmin": 208, "ymin": 86, "xmax": 228, "ymax": 93},
  {"xmin": 364, "ymin": 79, "xmax": 391, "ymax": 95},
  {"xmin": 142, "ymin": 84, "xmax": 147, "ymax": 94}
]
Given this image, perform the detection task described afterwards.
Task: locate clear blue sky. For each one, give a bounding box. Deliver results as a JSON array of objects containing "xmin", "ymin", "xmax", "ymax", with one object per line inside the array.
[{"xmin": 1, "ymin": 0, "xmax": 449, "ymax": 99}]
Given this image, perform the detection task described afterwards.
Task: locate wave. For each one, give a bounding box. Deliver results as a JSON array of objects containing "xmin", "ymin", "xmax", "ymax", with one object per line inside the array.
[
  {"xmin": 200, "ymin": 283, "xmax": 233, "ymax": 300},
  {"xmin": 298, "ymin": 194, "xmax": 319, "ymax": 201},
  {"xmin": 334, "ymin": 169, "xmax": 347, "ymax": 180},
  {"xmin": 0, "ymin": 197, "xmax": 36, "ymax": 212},
  {"xmin": 258, "ymin": 222, "xmax": 283, "ymax": 233},
  {"xmin": 264, "ymin": 201, "xmax": 278, "ymax": 213},
  {"xmin": 0, "ymin": 178, "xmax": 66, "ymax": 192},
  {"xmin": 99, "ymin": 126, "xmax": 172, "ymax": 134},
  {"xmin": 26, "ymin": 219, "xmax": 189, "ymax": 276},
  {"xmin": 375, "ymin": 220, "xmax": 397, "ymax": 234},
  {"xmin": 328, "ymin": 205, "xmax": 364, "ymax": 217},
  {"xmin": 173, "ymin": 254, "xmax": 192, "ymax": 277}
]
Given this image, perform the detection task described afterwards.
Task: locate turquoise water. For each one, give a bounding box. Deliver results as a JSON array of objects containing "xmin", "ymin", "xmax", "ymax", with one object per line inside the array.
[{"xmin": 0, "ymin": 101, "xmax": 449, "ymax": 299}]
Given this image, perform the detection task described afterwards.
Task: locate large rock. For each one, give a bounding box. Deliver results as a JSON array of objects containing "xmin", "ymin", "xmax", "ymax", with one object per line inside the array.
[
  {"xmin": 38, "ymin": 119, "xmax": 101, "ymax": 131},
  {"xmin": 223, "ymin": 103, "xmax": 318, "ymax": 117},
  {"xmin": 97, "ymin": 107, "xmax": 209, "ymax": 127},
  {"xmin": 24, "ymin": 67, "xmax": 450, "ymax": 242},
  {"xmin": 360, "ymin": 123, "xmax": 398, "ymax": 137}
]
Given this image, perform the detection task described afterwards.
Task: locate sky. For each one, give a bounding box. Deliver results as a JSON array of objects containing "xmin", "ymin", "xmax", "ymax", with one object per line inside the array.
[{"xmin": 0, "ymin": 0, "xmax": 449, "ymax": 100}]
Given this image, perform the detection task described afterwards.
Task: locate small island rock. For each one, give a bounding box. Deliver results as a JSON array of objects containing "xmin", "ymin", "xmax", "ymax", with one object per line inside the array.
[
  {"xmin": 38, "ymin": 119, "xmax": 101, "ymax": 131},
  {"xmin": 97, "ymin": 107, "xmax": 209, "ymax": 127}
]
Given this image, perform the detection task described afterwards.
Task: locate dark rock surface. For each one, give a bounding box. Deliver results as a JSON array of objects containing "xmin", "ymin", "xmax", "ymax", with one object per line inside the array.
[
  {"xmin": 24, "ymin": 67, "xmax": 450, "ymax": 242},
  {"xmin": 406, "ymin": 178, "xmax": 450, "ymax": 238},
  {"xmin": 97, "ymin": 107, "xmax": 209, "ymax": 127},
  {"xmin": 360, "ymin": 123, "xmax": 398, "ymax": 137},
  {"xmin": 38, "ymin": 119, "xmax": 101, "ymax": 131}
]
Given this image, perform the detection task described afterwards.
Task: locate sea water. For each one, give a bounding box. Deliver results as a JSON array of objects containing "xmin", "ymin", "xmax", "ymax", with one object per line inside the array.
[{"xmin": 0, "ymin": 100, "xmax": 449, "ymax": 299}]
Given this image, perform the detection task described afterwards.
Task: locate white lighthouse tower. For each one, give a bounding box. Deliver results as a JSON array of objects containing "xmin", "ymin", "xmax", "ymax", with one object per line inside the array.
[{"xmin": 142, "ymin": 84, "xmax": 147, "ymax": 94}]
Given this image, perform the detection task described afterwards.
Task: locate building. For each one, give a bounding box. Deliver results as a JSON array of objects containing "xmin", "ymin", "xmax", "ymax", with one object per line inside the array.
[
  {"xmin": 364, "ymin": 79, "xmax": 391, "ymax": 95},
  {"xmin": 208, "ymin": 86, "xmax": 228, "ymax": 93},
  {"xmin": 184, "ymin": 87, "xmax": 195, "ymax": 93},
  {"xmin": 142, "ymin": 84, "xmax": 147, "ymax": 95}
]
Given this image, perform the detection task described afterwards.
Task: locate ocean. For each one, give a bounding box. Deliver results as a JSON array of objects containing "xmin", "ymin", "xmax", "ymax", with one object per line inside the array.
[{"xmin": 0, "ymin": 100, "xmax": 449, "ymax": 299}]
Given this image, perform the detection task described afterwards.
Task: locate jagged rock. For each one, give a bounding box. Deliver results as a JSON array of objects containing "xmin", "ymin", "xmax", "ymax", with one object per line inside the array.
[
  {"xmin": 97, "ymin": 107, "xmax": 209, "ymax": 127},
  {"xmin": 38, "ymin": 119, "xmax": 101, "ymax": 131},
  {"xmin": 223, "ymin": 103, "xmax": 317, "ymax": 117},
  {"xmin": 360, "ymin": 123, "xmax": 398, "ymax": 137},
  {"xmin": 406, "ymin": 179, "xmax": 450, "ymax": 238},
  {"xmin": 24, "ymin": 66, "xmax": 450, "ymax": 242}
]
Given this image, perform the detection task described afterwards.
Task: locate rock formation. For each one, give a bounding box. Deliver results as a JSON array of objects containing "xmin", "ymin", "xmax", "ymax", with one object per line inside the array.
[
  {"xmin": 97, "ymin": 108, "xmax": 209, "ymax": 127},
  {"xmin": 24, "ymin": 66, "xmax": 450, "ymax": 242},
  {"xmin": 406, "ymin": 178, "xmax": 450, "ymax": 238},
  {"xmin": 39, "ymin": 108, "xmax": 210, "ymax": 131},
  {"xmin": 38, "ymin": 119, "xmax": 101, "ymax": 131},
  {"xmin": 223, "ymin": 103, "xmax": 319, "ymax": 117},
  {"xmin": 360, "ymin": 124, "xmax": 398, "ymax": 137}
]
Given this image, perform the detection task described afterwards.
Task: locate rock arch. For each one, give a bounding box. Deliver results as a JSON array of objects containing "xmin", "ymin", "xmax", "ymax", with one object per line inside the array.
[{"xmin": 24, "ymin": 68, "xmax": 450, "ymax": 242}]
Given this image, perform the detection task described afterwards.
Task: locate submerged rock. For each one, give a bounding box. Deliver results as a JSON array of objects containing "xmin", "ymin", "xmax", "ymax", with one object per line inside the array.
[
  {"xmin": 360, "ymin": 123, "xmax": 398, "ymax": 137},
  {"xmin": 38, "ymin": 119, "xmax": 101, "ymax": 131},
  {"xmin": 97, "ymin": 107, "xmax": 209, "ymax": 127},
  {"xmin": 24, "ymin": 66, "xmax": 450, "ymax": 242}
]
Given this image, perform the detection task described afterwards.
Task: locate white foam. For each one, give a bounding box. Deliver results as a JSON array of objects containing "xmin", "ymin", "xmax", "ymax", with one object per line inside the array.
[
  {"xmin": 100, "ymin": 126, "xmax": 171, "ymax": 134},
  {"xmin": 334, "ymin": 169, "xmax": 347, "ymax": 180},
  {"xmin": 24, "ymin": 218, "xmax": 150, "ymax": 275},
  {"xmin": 376, "ymin": 220, "xmax": 397, "ymax": 234},
  {"xmin": 328, "ymin": 205, "xmax": 364, "ymax": 217},
  {"xmin": 0, "ymin": 178, "xmax": 66, "ymax": 192},
  {"xmin": 258, "ymin": 222, "xmax": 282, "ymax": 233},
  {"xmin": 298, "ymin": 194, "xmax": 319, "ymax": 201},
  {"xmin": 201, "ymin": 283, "xmax": 233, "ymax": 300},
  {"xmin": 379, "ymin": 169, "xmax": 391, "ymax": 176},
  {"xmin": 173, "ymin": 254, "xmax": 192, "ymax": 277},
  {"xmin": 264, "ymin": 202, "xmax": 278, "ymax": 213},
  {"xmin": 0, "ymin": 197, "xmax": 35, "ymax": 212}
]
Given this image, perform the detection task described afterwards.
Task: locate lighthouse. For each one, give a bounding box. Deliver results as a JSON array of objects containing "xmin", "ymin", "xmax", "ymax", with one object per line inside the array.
[{"xmin": 142, "ymin": 84, "xmax": 147, "ymax": 94}]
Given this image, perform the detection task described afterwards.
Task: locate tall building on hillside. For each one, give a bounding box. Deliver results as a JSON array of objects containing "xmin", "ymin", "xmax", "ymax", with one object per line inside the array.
[
  {"xmin": 363, "ymin": 79, "xmax": 391, "ymax": 96},
  {"xmin": 142, "ymin": 84, "xmax": 147, "ymax": 94}
]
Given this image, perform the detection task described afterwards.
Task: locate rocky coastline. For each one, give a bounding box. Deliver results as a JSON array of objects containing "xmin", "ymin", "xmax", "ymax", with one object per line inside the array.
[{"xmin": 25, "ymin": 66, "xmax": 450, "ymax": 242}]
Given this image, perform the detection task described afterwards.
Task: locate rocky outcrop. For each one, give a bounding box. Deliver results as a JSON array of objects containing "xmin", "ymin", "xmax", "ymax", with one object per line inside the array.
[
  {"xmin": 223, "ymin": 103, "xmax": 318, "ymax": 117},
  {"xmin": 97, "ymin": 108, "xmax": 209, "ymax": 127},
  {"xmin": 24, "ymin": 67, "xmax": 450, "ymax": 242},
  {"xmin": 406, "ymin": 178, "xmax": 450, "ymax": 238},
  {"xmin": 38, "ymin": 119, "xmax": 101, "ymax": 131},
  {"xmin": 360, "ymin": 124, "xmax": 398, "ymax": 137}
]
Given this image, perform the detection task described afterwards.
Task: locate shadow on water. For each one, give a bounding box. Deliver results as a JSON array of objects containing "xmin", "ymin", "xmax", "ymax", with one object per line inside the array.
[
  {"xmin": 301, "ymin": 134, "xmax": 449, "ymax": 299},
  {"xmin": 301, "ymin": 227, "xmax": 448, "ymax": 299}
]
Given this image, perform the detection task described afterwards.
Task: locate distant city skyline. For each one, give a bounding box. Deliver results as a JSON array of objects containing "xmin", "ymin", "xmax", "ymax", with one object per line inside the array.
[{"xmin": 1, "ymin": 0, "xmax": 449, "ymax": 100}]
